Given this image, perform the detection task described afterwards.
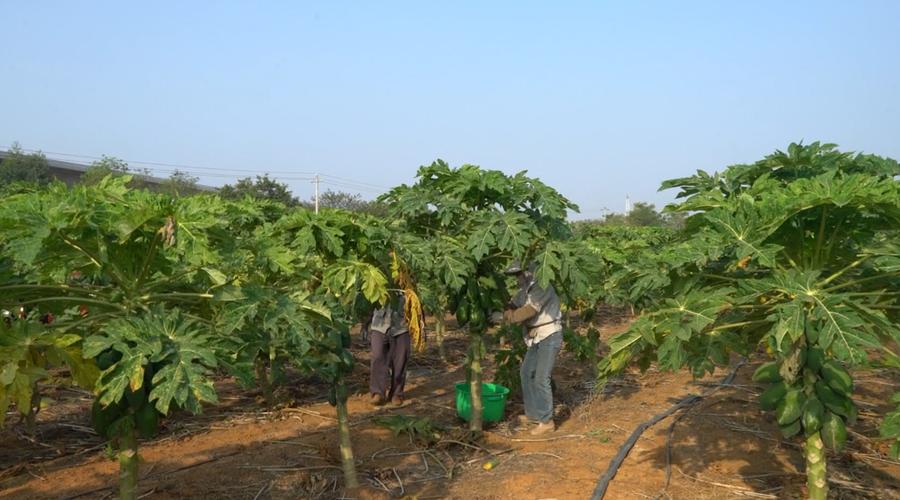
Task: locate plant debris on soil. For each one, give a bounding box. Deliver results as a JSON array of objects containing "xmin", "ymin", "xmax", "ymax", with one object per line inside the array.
[{"xmin": 1, "ymin": 311, "xmax": 898, "ymax": 499}]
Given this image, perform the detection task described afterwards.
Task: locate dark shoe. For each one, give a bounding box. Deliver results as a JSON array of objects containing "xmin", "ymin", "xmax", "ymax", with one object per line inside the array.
[{"xmin": 370, "ymin": 393, "xmax": 385, "ymax": 407}]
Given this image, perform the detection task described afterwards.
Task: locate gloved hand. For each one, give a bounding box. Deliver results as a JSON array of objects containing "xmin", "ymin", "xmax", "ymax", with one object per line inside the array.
[{"xmin": 489, "ymin": 311, "xmax": 504, "ymax": 325}]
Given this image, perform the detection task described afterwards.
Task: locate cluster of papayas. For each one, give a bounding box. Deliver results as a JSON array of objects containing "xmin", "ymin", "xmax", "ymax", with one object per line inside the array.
[
  {"xmin": 91, "ymin": 351, "xmax": 163, "ymax": 440},
  {"xmin": 452, "ymin": 277, "xmax": 505, "ymax": 330},
  {"xmin": 753, "ymin": 348, "xmax": 854, "ymax": 451}
]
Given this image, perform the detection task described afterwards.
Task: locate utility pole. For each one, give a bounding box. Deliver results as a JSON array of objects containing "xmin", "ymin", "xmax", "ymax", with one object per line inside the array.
[
  {"xmin": 313, "ymin": 174, "xmax": 320, "ymax": 214},
  {"xmin": 625, "ymin": 194, "xmax": 631, "ymax": 213}
]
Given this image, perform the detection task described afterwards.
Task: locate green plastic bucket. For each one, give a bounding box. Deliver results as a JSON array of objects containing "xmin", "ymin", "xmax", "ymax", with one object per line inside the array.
[{"xmin": 455, "ymin": 382, "xmax": 510, "ymax": 423}]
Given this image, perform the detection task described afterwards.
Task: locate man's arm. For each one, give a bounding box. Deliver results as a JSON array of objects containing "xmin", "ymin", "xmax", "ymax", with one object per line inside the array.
[{"xmin": 503, "ymin": 304, "xmax": 538, "ymax": 324}]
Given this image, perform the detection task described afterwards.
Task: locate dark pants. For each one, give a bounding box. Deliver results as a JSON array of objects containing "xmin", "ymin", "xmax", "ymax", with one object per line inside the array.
[{"xmin": 369, "ymin": 331, "xmax": 410, "ymax": 400}]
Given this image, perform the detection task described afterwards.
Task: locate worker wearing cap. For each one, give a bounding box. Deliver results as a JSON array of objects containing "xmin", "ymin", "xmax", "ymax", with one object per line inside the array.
[{"xmin": 494, "ymin": 261, "xmax": 563, "ymax": 435}]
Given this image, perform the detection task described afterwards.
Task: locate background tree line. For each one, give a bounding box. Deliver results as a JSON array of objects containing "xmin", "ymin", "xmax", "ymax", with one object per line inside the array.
[
  {"xmin": 574, "ymin": 201, "xmax": 686, "ymax": 231},
  {"xmin": 0, "ymin": 143, "xmax": 386, "ymax": 215}
]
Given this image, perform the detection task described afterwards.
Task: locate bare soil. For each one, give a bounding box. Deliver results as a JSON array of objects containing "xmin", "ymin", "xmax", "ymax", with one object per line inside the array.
[{"xmin": 1, "ymin": 313, "xmax": 898, "ymax": 499}]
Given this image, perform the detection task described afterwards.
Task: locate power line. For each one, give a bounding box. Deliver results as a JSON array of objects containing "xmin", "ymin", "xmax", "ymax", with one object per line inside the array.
[
  {"xmin": 9, "ymin": 145, "xmax": 394, "ymax": 196},
  {"xmin": 16, "ymin": 147, "xmax": 393, "ymax": 190},
  {"xmin": 20, "ymin": 148, "xmax": 320, "ymax": 176},
  {"xmin": 318, "ymin": 173, "xmax": 390, "ymax": 190},
  {"xmin": 318, "ymin": 177, "xmax": 386, "ymax": 191},
  {"xmin": 319, "ymin": 179, "xmax": 384, "ymax": 195},
  {"xmin": 132, "ymin": 168, "xmax": 316, "ymax": 181}
]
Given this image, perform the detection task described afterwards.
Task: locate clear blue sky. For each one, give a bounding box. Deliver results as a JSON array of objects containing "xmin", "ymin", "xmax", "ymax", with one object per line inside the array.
[{"xmin": 2, "ymin": 1, "xmax": 899, "ymax": 219}]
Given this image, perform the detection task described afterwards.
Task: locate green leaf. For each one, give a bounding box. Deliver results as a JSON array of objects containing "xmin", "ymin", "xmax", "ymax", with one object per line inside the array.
[{"xmin": 203, "ymin": 267, "xmax": 228, "ymax": 286}]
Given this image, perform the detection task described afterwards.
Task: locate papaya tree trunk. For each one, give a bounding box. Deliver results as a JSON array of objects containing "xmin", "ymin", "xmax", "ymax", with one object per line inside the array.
[
  {"xmin": 335, "ymin": 385, "xmax": 359, "ymax": 489},
  {"xmin": 255, "ymin": 356, "xmax": 274, "ymax": 407},
  {"xmin": 468, "ymin": 331, "xmax": 485, "ymax": 432},
  {"xmin": 118, "ymin": 422, "xmax": 139, "ymax": 500},
  {"xmin": 435, "ymin": 314, "xmax": 448, "ymax": 363},
  {"xmin": 805, "ymin": 431, "xmax": 828, "ymax": 500},
  {"xmin": 802, "ymin": 319, "xmax": 827, "ymax": 500},
  {"xmin": 24, "ymin": 382, "xmax": 41, "ymax": 435}
]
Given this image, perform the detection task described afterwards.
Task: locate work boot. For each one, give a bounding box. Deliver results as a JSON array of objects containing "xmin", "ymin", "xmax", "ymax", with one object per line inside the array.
[
  {"xmin": 529, "ymin": 420, "xmax": 556, "ymax": 436},
  {"xmin": 516, "ymin": 414, "xmax": 534, "ymax": 426},
  {"xmin": 370, "ymin": 393, "xmax": 385, "ymax": 407},
  {"xmin": 390, "ymin": 396, "xmax": 405, "ymax": 407}
]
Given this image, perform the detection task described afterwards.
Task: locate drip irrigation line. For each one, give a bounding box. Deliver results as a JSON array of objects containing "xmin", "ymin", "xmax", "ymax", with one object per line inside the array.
[{"xmin": 590, "ymin": 358, "xmax": 747, "ymax": 500}]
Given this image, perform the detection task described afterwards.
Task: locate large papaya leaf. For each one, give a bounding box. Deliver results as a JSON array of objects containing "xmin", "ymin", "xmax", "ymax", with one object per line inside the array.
[{"xmin": 85, "ymin": 309, "xmax": 219, "ymax": 414}]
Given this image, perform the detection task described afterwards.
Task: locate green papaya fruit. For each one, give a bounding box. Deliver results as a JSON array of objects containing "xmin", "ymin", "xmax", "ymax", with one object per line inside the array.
[
  {"xmin": 456, "ymin": 302, "xmax": 470, "ymax": 325},
  {"xmin": 815, "ymin": 380, "xmax": 855, "ymax": 422},
  {"xmin": 467, "ymin": 280, "xmax": 479, "ymax": 298},
  {"xmin": 807, "ymin": 348, "xmax": 825, "ymax": 373},
  {"xmin": 96, "ymin": 350, "xmax": 121, "ymax": 370},
  {"xmin": 448, "ymin": 293, "xmax": 460, "ymax": 312},
  {"xmin": 775, "ymin": 388, "xmax": 805, "ymax": 426},
  {"xmin": 752, "ymin": 362, "xmax": 783, "ymax": 383},
  {"xmin": 802, "ymin": 398, "xmax": 824, "ymax": 436},
  {"xmin": 821, "ymin": 360, "xmax": 853, "ymax": 396},
  {"xmin": 135, "ymin": 404, "xmax": 160, "ymax": 439},
  {"xmin": 759, "ymin": 382, "xmax": 788, "ymax": 411},
  {"xmin": 125, "ymin": 386, "xmax": 146, "ymax": 409},
  {"xmin": 820, "ymin": 411, "xmax": 847, "ymax": 451},
  {"xmin": 779, "ymin": 418, "xmax": 802, "ymax": 438},
  {"xmin": 469, "ymin": 307, "xmax": 486, "ymax": 330},
  {"xmin": 91, "ymin": 401, "xmax": 122, "ymax": 438},
  {"xmin": 814, "ymin": 379, "xmax": 839, "ymax": 406},
  {"xmin": 806, "ymin": 327, "xmax": 820, "ymax": 345},
  {"xmin": 478, "ymin": 287, "xmax": 496, "ymax": 311}
]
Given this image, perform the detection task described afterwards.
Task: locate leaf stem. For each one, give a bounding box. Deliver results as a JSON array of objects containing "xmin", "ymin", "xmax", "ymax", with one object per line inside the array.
[
  {"xmin": 823, "ymin": 271, "xmax": 900, "ymax": 293},
  {"xmin": 709, "ymin": 319, "xmax": 769, "ymax": 332},
  {"xmin": 818, "ymin": 255, "xmax": 870, "ymax": 287},
  {"xmin": 17, "ymin": 296, "xmax": 127, "ymax": 311}
]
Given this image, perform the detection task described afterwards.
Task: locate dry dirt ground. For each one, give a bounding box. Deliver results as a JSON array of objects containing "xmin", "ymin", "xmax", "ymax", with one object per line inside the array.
[{"xmin": 1, "ymin": 313, "xmax": 898, "ymax": 499}]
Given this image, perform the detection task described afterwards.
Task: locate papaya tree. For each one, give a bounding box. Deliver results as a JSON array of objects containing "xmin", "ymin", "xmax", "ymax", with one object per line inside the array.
[
  {"xmin": 0, "ymin": 314, "xmax": 98, "ymax": 433},
  {"xmin": 382, "ymin": 161, "xmax": 593, "ymax": 431},
  {"xmin": 574, "ymin": 224, "xmax": 678, "ymax": 316},
  {"xmin": 0, "ymin": 176, "xmax": 233, "ymax": 499},
  {"xmin": 598, "ymin": 143, "xmax": 900, "ymax": 499},
  {"xmin": 214, "ymin": 204, "xmax": 390, "ymax": 489},
  {"xmin": 1, "ymin": 247, "xmax": 99, "ymax": 433}
]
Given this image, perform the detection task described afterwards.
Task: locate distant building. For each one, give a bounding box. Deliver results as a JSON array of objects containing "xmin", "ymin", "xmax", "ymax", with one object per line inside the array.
[{"xmin": 0, "ymin": 151, "xmax": 216, "ymax": 191}]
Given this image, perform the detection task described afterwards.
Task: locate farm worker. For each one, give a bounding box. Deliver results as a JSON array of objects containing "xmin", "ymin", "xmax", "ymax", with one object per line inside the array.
[
  {"xmin": 365, "ymin": 293, "xmax": 412, "ymax": 407},
  {"xmin": 493, "ymin": 261, "xmax": 563, "ymax": 435}
]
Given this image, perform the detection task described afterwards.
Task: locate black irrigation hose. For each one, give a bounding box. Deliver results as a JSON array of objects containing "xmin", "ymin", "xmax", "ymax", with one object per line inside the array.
[{"xmin": 590, "ymin": 359, "xmax": 747, "ymax": 500}]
